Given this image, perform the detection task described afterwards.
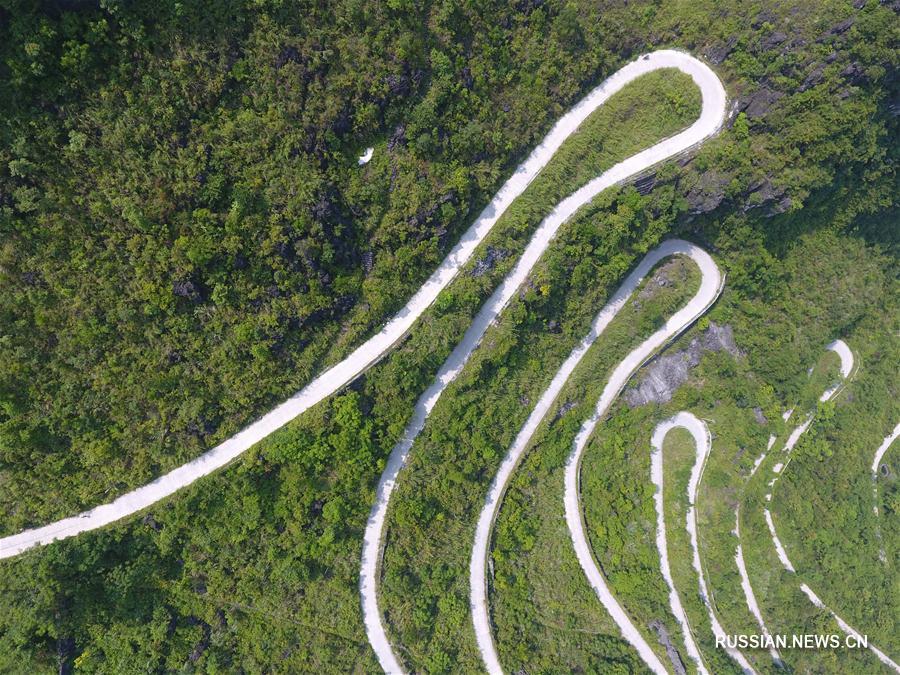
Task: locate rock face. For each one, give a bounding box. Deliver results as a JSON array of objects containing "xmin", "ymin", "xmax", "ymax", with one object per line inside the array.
[
  {"xmin": 705, "ymin": 36, "xmax": 737, "ymax": 65},
  {"xmin": 649, "ymin": 619, "xmax": 687, "ymax": 675},
  {"xmin": 470, "ymin": 245, "xmax": 509, "ymax": 277},
  {"xmin": 741, "ymin": 87, "xmax": 784, "ymax": 119},
  {"xmin": 686, "ymin": 170, "xmax": 729, "ymax": 215},
  {"xmin": 625, "ymin": 322, "xmax": 740, "ymax": 407},
  {"xmin": 634, "ymin": 172, "xmax": 657, "ymax": 196}
]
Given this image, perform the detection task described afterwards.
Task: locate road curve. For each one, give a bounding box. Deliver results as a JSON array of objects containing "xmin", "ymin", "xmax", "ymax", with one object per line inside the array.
[
  {"xmin": 760, "ymin": 342, "xmax": 900, "ymax": 672},
  {"xmin": 469, "ymin": 243, "xmax": 720, "ymax": 675},
  {"xmin": 654, "ymin": 414, "xmax": 755, "ymax": 674},
  {"xmin": 764, "ymin": 339, "xmax": 854, "ymax": 573},
  {"xmin": 0, "ymin": 49, "xmax": 726, "ymax": 561},
  {"xmin": 553, "ymin": 246, "xmax": 722, "ymax": 675},
  {"xmin": 360, "ymin": 52, "xmax": 726, "ymax": 673},
  {"xmin": 872, "ymin": 423, "xmax": 899, "ymax": 526},
  {"xmin": 650, "ymin": 414, "xmax": 710, "ymax": 674},
  {"xmin": 871, "ymin": 423, "xmax": 899, "ymax": 477}
]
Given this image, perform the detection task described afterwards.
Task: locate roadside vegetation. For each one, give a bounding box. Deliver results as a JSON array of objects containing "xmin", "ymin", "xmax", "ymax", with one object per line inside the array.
[
  {"xmin": 771, "ymin": 323, "xmax": 899, "ymax": 653},
  {"xmin": 0, "ymin": 0, "xmax": 898, "ymax": 672},
  {"xmin": 489, "ymin": 257, "xmax": 702, "ymax": 673},
  {"xmin": 491, "ymin": 229, "xmax": 896, "ymax": 674}
]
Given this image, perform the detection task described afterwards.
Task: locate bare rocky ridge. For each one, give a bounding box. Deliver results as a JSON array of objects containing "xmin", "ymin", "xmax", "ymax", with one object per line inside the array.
[
  {"xmin": 648, "ymin": 619, "xmax": 687, "ymax": 675},
  {"xmin": 625, "ymin": 322, "xmax": 740, "ymax": 407}
]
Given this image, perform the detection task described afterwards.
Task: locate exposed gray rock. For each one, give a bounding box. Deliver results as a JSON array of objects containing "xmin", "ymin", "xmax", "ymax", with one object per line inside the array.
[
  {"xmin": 841, "ymin": 61, "xmax": 867, "ymax": 84},
  {"xmin": 799, "ymin": 63, "xmax": 826, "ymax": 91},
  {"xmin": 744, "ymin": 178, "xmax": 790, "ymax": 216},
  {"xmin": 827, "ymin": 17, "xmax": 855, "ymax": 36},
  {"xmin": 634, "ymin": 172, "xmax": 657, "ymax": 196},
  {"xmin": 649, "ymin": 619, "xmax": 687, "ymax": 675},
  {"xmin": 625, "ymin": 323, "xmax": 740, "ymax": 407},
  {"xmin": 172, "ymin": 278, "xmax": 203, "ymax": 301},
  {"xmin": 471, "ymin": 245, "xmax": 510, "ymax": 277},
  {"xmin": 705, "ymin": 36, "xmax": 737, "ymax": 65},
  {"xmin": 760, "ymin": 31, "xmax": 788, "ymax": 51},
  {"xmin": 754, "ymin": 407, "xmax": 768, "ymax": 425},
  {"xmin": 888, "ymin": 96, "xmax": 900, "ymax": 117},
  {"xmin": 387, "ymin": 124, "xmax": 406, "ymax": 151},
  {"xmin": 362, "ymin": 250, "xmax": 375, "ymax": 274},
  {"xmin": 752, "ymin": 9, "xmax": 777, "ymax": 28},
  {"xmin": 686, "ymin": 170, "xmax": 729, "ymax": 215},
  {"xmin": 742, "ymin": 87, "xmax": 784, "ymax": 119},
  {"xmin": 554, "ymin": 400, "xmax": 577, "ymax": 421},
  {"xmin": 638, "ymin": 259, "xmax": 678, "ymax": 300}
]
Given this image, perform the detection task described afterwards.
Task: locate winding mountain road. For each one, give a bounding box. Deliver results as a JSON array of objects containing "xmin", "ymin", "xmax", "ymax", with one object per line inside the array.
[
  {"xmin": 650, "ymin": 414, "xmax": 711, "ymax": 675},
  {"xmin": 558, "ymin": 250, "xmax": 723, "ymax": 675},
  {"xmin": 0, "ymin": 51, "xmax": 724, "ymax": 563},
  {"xmin": 1, "ymin": 48, "xmax": 727, "ymax": 675},
  {"xmin": 756, "ymin": 342, "xmax": 900, "ymax": 672},
  {"xmin": 469, "ymin": 243, "xmax": 721, "ymax": 675},
  {"xmin": 361, "ymin": 51, "xmax": 726, "ymax": 673},
  {"xmin": 872, "ymin": 423, "xmax": 900, "ymax": 516},
  {"xmin": 734, "ymin": 509, "xmax": 783, "ymax": 665},
  {"xmin": 651, "ymin": 414, "xmax": 755, "ymax": 674}
]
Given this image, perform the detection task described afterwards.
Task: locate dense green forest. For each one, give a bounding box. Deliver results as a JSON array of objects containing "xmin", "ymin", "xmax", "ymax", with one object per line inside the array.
[{"xmin": 1, "ymin": 0, "xmax": 898, "ymax": 672}]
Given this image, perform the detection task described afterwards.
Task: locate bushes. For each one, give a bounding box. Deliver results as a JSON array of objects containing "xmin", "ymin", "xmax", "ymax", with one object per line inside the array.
[{"xmin": 0, "ymin": 0, "xmax": 898, "ymax": 671}]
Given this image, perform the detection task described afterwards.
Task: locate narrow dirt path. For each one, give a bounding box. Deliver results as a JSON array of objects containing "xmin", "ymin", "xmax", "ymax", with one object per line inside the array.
[{"xmin": 757, "ymin": 342, "xmax": 900, "ymax": 673}]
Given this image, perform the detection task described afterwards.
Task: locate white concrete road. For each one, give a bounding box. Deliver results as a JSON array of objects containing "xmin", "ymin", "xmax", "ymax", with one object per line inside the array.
[
  {"xmin": 650, "ymin": 414, "xmax": 710, "ymax": 675},
  {"xmin": 1, "ymin": 48, "xmax": 726, "ymax": 675},
  {"xmin": 872, "ymin": 423, "xmax": 899, "ymax": 476},
  {"xmin": 361, "ymin": 51, "xmax": 726, "ymax": 673},
  {"xmin": 759, "ymin": 342, "xmax": 900, "ymax": 672},
  {"xmin": 469, "ymin": 243, "xmax": 721, "ymax": 675},
  {"xmin": 800, "ymin": 584, "xmax": 900, "ymax": 673},
  {"xmin": 558, "ymin": 244, "xmax": 723, "ymax": 675},
  {"xmin": 0, "ymin": 49, "xmax": 725, "ymax": 566},
  {"xmin": 653, "ymin": 414, "xmax": 755, "ymax": 674}
]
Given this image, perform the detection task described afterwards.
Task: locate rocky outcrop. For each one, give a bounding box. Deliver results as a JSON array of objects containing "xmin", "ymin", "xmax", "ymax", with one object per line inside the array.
[
  {"xmin": 741, "ymin": 87, "xmax": 784, "ymax": 119},
  {"xmin": 705, "ymin": 36, "xmax": 737, "ymax": 65},
  {"xmin": 649, "ymin": 619, "xmax": 687, "ymax": 675},
  {"xmin": 634, "ymin": 172, "xmax": 657, "ymax": 196},
  {"xmin": 744, "ymin": 178, "xmax": 792, "ymax": 216},
  {"xmin": 470, "ymin": 245, "xmax": 509, "ymax": 277},
  {"xmin": 625, "ymin": 323, "xmax": 740, "ymax": 407},
  {"xmin": 686, "ymin": 170, "xmax": 729, "ymax": 215}
]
